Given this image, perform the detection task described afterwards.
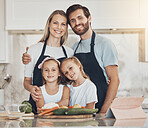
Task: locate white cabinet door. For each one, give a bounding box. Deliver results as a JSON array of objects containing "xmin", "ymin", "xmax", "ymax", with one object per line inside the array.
[
  {"xmin": 0, "ymin": 0, "xmax": 6, "ymax": 63},
  {"xmin": 5, "ymin": 0, "xmax": 144, "ymax": 30},
  {"xmin": 0, "ymin": 32, "xmax": 6, "ymax": 62},
  {"xmin": 0, "ymin": 0, "xmax": 11, "ymax": 63}
]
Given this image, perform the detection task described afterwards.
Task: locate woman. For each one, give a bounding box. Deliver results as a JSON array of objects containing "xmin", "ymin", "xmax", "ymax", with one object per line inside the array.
[{"xmin": 24, "ymin": 10, "xmax": 73, "ymax": 114}]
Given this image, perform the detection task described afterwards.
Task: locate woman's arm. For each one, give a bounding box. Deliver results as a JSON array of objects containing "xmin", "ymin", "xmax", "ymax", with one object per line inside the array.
[
  {"xmin": 24, "ymin": 77, "xmax": 41, "ymax": 102},
  {"xmin": 57, "ymin": 86, "xmax": 70, "ymax": 107},
  {"xmin": 86, "ymin": 102, "xmax": 95, "ymax": 109},
  {"xmin": 36, "ymin": 88, "xmax": 45, "ymax": 108}
]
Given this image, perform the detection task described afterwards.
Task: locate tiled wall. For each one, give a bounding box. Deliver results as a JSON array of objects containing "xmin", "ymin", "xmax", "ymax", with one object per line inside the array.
[{"xmin": 0, "ymin": 31, "xmax": 148, "ymax": 106}]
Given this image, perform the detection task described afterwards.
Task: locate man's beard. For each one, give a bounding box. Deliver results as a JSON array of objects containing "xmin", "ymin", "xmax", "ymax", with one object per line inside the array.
[{"xmin": 72, "ymin": 21, "xmax": 89, "ymax": 35}]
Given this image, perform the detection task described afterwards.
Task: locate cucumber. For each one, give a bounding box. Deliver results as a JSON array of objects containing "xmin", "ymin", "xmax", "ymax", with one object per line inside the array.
[
  {"xmin": 53, "ymin": 108, "xmax": 68, "ymax": 115},
  {"xmin": 65, "ymin": 108, "xmax": 98, "ymax": 115}
]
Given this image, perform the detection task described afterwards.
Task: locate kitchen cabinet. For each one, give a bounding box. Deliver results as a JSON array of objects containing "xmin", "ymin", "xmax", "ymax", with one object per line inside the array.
[
  {"xmin": 0, "ymin": 31, "xmax": 7, "ymax": 63},
  {"xmin": 5, "ymin": 0, "xmax": 146, "ymax": 30},
  {"xmin": 0, "ymin": 32, "xmax": 12, "ymax": 63},
  {"xmin": 0, "ymin": 0, "xmax": 11, "ymax": 63}
]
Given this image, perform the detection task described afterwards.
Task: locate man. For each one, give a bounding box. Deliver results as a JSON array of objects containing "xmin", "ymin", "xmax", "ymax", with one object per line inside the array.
[{"xmin": 22, "ymin": 4, "xmax": 119, "ymax": 115}]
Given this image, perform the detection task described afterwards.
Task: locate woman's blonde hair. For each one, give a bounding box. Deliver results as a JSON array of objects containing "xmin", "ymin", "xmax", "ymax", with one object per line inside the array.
[
  {"xmin": 39, "ymin": 10, "xmax": 68, "ymax": 45},
  {"xmin": 60, "ymin": 56, "xmax": 89, "ymax": 84}
]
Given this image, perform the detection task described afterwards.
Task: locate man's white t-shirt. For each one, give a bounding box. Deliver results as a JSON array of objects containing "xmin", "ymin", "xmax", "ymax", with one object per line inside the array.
[
  {"xmin": 24, "ymin": 42, "xmax": 74, "ymax": 78},
  {"xmin": 68, "ymin": 79, "xmax": 98, "ymax": 107}
]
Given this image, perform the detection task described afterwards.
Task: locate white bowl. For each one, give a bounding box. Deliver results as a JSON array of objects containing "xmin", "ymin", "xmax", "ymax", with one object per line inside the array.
[{"xmin": 5, "ymin": 104, "xmax": 27, "ymax": 118}]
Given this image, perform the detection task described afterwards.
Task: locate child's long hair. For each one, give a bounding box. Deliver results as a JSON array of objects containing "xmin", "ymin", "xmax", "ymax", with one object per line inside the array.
[
  {"xmin": 60, "ymin": 56, "xmax": 89, "ymax": 85},
  {"xmin": 41, "ymin": 59, "xmax": 64, "ymax": 85}
]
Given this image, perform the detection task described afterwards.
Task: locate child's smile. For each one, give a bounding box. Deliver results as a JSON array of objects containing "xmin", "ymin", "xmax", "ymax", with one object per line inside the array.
[{"xmin": 42, "ymin": 60, "xmax": 60, "ymax": 83}]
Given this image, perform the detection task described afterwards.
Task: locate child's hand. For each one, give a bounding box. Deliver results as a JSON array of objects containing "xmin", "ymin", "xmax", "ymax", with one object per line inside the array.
[
  {"xmin": 37, "ymin": 107, "xmax": 42, "ymax": 114},
  {"xmin": 31, "ymin": 86, "xmax": 41, "ymax": 102}
]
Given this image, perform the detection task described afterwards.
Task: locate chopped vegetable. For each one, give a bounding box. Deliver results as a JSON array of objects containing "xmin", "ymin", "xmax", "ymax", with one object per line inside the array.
[{"xmin": 38, "ymin": 106, "xmax": 59, "ymax": 116}]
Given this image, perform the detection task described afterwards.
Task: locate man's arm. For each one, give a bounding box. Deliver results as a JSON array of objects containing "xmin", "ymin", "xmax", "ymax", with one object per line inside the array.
[
  {"xmin": 22, "ymin": 47, "xmax": 31, "ymax": 64},
  {"xmin": 24, "ymin": 77, "xmax": 41, "ymax": 102},
  {"xmin": 99, "ymin": 65, "xmax": 120, "ymax": 114},
  {"xmin": 36, "ymin": 88, "xmax": 44, "ymax": 109}
]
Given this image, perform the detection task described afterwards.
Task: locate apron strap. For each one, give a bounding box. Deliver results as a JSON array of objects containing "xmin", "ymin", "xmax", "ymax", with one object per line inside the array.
[
  {"xmin": 74, "ymin": 31, "xmax": 96, "ymax": 54},
  {"xmin": 62, "ymin": 46, "xmax": 68, "ymax": 58},
  {"xmin": 41, "ymin": 40, "xmax": 47, "ymax": 56},
  {"xmin": 74, "ymin": 40, "xmax": 81, "ymax": 54},
  {"xmin": 90, "ymin": 31, "xmax": 96, "ymax": 52}
]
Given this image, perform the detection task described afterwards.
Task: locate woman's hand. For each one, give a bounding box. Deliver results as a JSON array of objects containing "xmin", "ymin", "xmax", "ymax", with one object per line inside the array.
[{"xmin": 30, "ymin": 86, "xmax": 42, "ymax": 102}]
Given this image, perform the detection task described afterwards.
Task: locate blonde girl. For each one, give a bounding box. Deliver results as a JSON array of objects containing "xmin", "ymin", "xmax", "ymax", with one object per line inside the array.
[{"xmin": 60, "ymin": 56, "xmax": 98, "ymax": 109}]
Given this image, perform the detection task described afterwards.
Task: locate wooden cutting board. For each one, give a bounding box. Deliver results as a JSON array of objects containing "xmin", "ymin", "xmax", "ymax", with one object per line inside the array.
[
  {"xmin": 37, "ymin": 114, "xmax": 93, "ymax": 119},
  {"xmin": 0, "ymin": 112, "xmax": 34, "ymax": 117}
]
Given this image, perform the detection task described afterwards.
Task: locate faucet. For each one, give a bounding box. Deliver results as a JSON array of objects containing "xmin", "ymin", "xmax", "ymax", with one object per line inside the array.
[{"xmin": 0, "ymin": 74, "xmax": 12, "ymax": 89}]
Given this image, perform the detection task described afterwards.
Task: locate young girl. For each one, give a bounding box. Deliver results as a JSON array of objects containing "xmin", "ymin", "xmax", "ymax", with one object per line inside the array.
[
  {"xmin": 36, "ymin": 57, "xmax": 70, "ymax": 110},
  {"xmin": 60, "ymin": 56, "xmax": 98, "ymax": 109}
]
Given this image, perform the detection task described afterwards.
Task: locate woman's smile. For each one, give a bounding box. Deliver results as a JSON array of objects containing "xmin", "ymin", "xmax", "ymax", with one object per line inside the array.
[
  {"xmin": 49, "ymin": 14, "xmax": 67, "ymax": 39},
  {"xmin": 54, "ymin": 29, "xmax": 63, "ymax": 35}
]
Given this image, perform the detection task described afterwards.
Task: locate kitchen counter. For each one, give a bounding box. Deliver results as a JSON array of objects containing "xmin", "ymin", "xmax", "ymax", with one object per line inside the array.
[{"xmin": 0, "ymin": 111, "xmax": 147, "ymax": 127}]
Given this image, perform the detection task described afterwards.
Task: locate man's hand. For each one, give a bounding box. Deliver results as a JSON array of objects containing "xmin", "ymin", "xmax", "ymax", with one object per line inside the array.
[
  {"xmin": 22, "ymin": 47, "xmax": 31, "ymax": 64},
  {"xmin": 30, "ymin": 86, "xmax": 42, "ymax": 102},
  {"xmin": 98, "ymin": 112, "xmax": 106, "ymax": 119}
]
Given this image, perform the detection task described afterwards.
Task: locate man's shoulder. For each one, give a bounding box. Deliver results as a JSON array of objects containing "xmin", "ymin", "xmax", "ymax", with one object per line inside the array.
[
  {"xmin": 95, "ymin": 34, "xmax": 112, "ymax": 44},
  {"xmin": 95, "ymin": 34, "xmax": 114, "ymax": 49}
]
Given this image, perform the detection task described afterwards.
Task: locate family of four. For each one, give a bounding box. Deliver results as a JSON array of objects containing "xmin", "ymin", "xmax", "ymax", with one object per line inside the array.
[{"xmin": 22, "ymin": 4, "xmax": 120, "ymax": 115}]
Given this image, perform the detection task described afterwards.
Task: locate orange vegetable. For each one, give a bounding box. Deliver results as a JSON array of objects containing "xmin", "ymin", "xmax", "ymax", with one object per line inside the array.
[
  {"xmin": 38, "ymin": 106, "xmax": 59, "ymax": 116},
  {"xmin": 68, "ymin": 106, "xmax": 73, "ymax": 108},
  {"xmin": 44, "ymin": 112, "xmax": 53, "ymax": 116},
  {"xmin": 81, "ymin": 106, "xmax": 86, "ymax": 108},
  {"xmin": 40, "ymin": 109, "xmax": 51, "ymax": 111}
]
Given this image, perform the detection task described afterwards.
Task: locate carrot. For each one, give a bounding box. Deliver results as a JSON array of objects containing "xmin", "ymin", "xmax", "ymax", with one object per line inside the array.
[
  {"xmin": 44, "ymin": 112, "xmax": 53, "ymax": 116},
  {"xmin": 81, "ymin": 106, "xmax": 86, "ymax": 108},
  {"xmin": 38, "ymin": 106, "xmax": 59, "ymax": 116},
  {"xmin": 40, "ymin": 109, "xmax": 51, "ymax": 111}
]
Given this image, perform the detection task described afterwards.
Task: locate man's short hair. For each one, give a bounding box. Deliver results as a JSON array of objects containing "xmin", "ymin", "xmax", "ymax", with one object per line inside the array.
[{"xmin": 66, "ymin": 4, "xmax": 91, "ymax": 24}]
